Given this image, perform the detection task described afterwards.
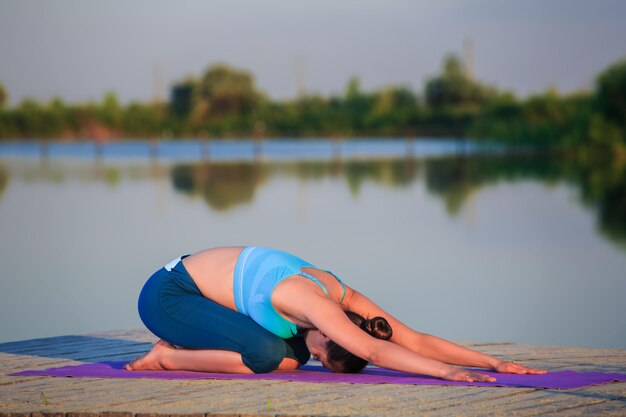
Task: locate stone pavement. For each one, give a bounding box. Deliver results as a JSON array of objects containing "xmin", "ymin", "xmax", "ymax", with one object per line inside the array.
[{"xmin": 1, "ymin": 329, "xmax": 625, "ymax": 416}]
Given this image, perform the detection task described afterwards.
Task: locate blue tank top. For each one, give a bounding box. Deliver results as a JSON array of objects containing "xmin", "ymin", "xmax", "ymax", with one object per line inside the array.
[{"xmin": 233, "ymin": 247, "xmax": 346, "ymax": 338}]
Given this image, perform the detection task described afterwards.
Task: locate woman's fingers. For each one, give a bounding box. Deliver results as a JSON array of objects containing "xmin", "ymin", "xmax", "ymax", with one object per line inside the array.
[
  {"xmin": 509, "ymin": 364, "xmax": 527, "ymax": 374},
  {"xmin": 445, "ymin": 361, "xmax": 547, "ymax": 384},
  {"xmin": 467, "ymin": 372, "xmax": 497, "ymax": 383},
  {"xmin": 461, "ymin": 372, "xmax": 496, "ymax": 383},
  {"xmin": 497, "ymin": 361, "xmax": 547, "ymax": 374},
  {"xmin": 444, "ymin": 370, "xmax": 496, "ymax": 383},
  {"xmin": 520, "ymin": 366, "xmax": 547, "ymax": 374}
]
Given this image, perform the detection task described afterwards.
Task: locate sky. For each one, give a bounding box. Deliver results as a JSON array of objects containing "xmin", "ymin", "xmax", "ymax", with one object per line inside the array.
[{"xmin": 1, "ymin": 0, "xmax": 626, "ymax": 105}]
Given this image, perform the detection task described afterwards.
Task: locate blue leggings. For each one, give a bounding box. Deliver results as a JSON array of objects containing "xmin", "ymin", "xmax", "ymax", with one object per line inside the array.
[{"xmin": 137, "ymin": 257, "xmax": 310, "ymax": 373}]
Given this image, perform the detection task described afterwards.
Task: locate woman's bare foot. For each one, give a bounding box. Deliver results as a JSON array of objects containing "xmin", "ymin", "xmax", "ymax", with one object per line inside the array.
[{"xmin": 124, "ymin": 340, "xmax": 176, "ymax": 371}]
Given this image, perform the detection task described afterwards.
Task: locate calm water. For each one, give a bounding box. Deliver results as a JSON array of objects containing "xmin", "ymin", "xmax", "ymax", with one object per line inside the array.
[{"xmin": 1, "ymin": 139, "xmax": 625, "ymax": 349}]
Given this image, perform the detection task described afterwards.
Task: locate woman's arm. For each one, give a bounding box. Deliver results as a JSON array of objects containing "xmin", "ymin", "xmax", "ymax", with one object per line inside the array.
[
  {"xmin": 290, "ymin": 293, "xmax": 496, "ymax": 382},
  {"xmin": 344, "ymin": 288, "xmax": 545, "ymax": 374}
]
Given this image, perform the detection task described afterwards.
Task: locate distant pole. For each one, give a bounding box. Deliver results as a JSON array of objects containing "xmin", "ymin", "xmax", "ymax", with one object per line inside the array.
[
  {"xmin": 150, "ymin": 138, "xmax": 159, "ymax": 160},
  {"xmin": 40, "ymin": 137, "xmax": 49, "ymax": 161},
  {"xmin": 405, "ymin": 129, "xmax": 416, "ymax": 157},
  {"xmin": 404, "ymin": 150, "xmax": 417, "ymax": 180},
  {"xmin": 332, "ymin": 133, "xmax": 342, "ymax": 160},
  {"xmin": 294, "ymin": 54, "xmax": 307, "ymax": 97},
  {"xmin": 331, "ymin": 134, "xmax": 342, "ymax": 175},
  {"xmin": 253, "ymin": 121, "xmax": 265, "ymax": 160},
  {"xmin": 94, "ymin": 138, "xmax": 104, "ymax": 160},
  {"xmin": 153, "ymin": 61, "xmax": 165, "ymax": 104},
  {"xmin": 39, "ymin": 138, "xmax": 50, "ymax": 173},
  {"xmin": 201, "ymin": 131, "xmax": 211, "ymax": 161},
  {"xmin": 93, "ymin": 139, "xmax": 104, "ymax": 179}
]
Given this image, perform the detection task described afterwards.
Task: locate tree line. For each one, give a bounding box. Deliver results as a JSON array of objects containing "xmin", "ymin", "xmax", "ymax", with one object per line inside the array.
[{"xmin": 0, "ymin": 55, "xmax": 625, "ymax": 153}]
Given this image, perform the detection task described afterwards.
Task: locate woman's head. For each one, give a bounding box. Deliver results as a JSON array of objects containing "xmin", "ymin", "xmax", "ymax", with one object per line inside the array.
[{"xmin": 305, "ymin": 311, "xmax": 392, "ymax": 373}]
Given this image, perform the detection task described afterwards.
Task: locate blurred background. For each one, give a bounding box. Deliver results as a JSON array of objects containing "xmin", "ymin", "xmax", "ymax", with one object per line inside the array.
[{"xmin": 1, "ymin": 0, "xmax": 625, "ymax": 350}]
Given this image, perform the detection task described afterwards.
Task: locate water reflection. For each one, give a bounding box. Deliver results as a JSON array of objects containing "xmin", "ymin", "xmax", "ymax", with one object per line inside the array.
[
  {"xmin": 423, "ymin": 156, "xmax": 563, "ymax": 214},
  {"xmin": 0, "ymin": 164, "xmax": 8, "ymax": 200},
  {"xmin": 2, "ymin": 153, "xmax": 625, "ymax": 249},
  {"xmin": 422, "ymin": 155, "xmax": 626, "ymax": 247},
  {"xmin": 171, "ymin": 163, "xmax": 263, "ymax": 211},
  {"xmin": 167, "ymin": 155, "xmax": 626, "ymax": 249},
  {"xmin": 170, "ymin": 158, "xmax": 422, "ymax": 208},
  {"xmin": 342, "ymin": 158, "xmax": 420, "ymax": 195}
]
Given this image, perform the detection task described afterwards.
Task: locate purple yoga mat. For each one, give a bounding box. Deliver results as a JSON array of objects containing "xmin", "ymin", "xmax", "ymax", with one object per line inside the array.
[{"xmin": 11, "ymin": 362, "xmax": 626, "ymax": 390}]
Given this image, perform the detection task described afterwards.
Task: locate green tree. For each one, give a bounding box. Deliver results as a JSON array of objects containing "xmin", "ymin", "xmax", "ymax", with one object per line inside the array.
[
  {"xmin": 122, "ymin": 102, "xmax": 166, "ymax": 136},
  {"xmin": 342, "ymin": 77, "xmax": 375, "ymax": 134},
  {"xmin": 0, "ymin": 164, "xmax": 8, "ymax": 201},
  {"xmin": 191, "ymin": 64, "xmax": 263, "ymax": 122},
  {"xmin": 0, "ymin": 82, "xmax": 7, "ymax": 109},
  {"xmin": 345, "ymin": 77, "xmax": 362, "ymax": 102},
  {"xmin": 170, "ymin": 78, "xmax": 198, "ymax": 118},
  {"xmin": 469, "ymin": 92, "xmax": 523, "ymax": 141},
  {"xmin": 596, "ymin": 58, "xmax": 626, "ymax": 127},
  {"xmin": 425, "ymin": 54, "xmax": 494, "ymax": 109},
  {"xmin": 44, "ymin": 97, "xmax": 69, "ymax": 136},
  {"xmin": 366, "ymin": 86, "xmax": 418, "ymax": 134},
  {"xmin": 14, "ymin": 99, "xmax": 45, "ymax": 138},
  {"xmin": 99, "ymin": 91, "xmax": 123, "ymax": 129}
]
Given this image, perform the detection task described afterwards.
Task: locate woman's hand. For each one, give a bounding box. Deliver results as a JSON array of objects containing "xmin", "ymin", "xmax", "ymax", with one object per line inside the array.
[
  {"xmin": 442, "ymin": 368, "xmax": 497, "ymax": 383},
  {"xmin": 494, "ymin": 361, "xmax": 547, "ymax": 375}
]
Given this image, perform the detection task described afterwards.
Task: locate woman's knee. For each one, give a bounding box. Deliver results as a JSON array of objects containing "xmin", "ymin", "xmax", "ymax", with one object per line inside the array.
[{"xmin": 241, "ymin": 336, "xmax": 287, "ymax": 373}]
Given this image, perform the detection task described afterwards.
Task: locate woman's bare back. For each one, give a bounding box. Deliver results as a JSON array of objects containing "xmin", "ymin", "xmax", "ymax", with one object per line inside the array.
[
  {"xmin": 180, "ymin": 246, "xmax": 347, "ymax": 320},
  {"xmin": 181, "ymin": 246, "xmax": 245, "ymax": 310}
]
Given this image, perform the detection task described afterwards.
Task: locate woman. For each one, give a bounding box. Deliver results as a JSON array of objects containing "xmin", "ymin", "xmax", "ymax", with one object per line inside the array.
[{"xmin": 126, "ymin": 246, "xmax": 546, "ymax": 382}]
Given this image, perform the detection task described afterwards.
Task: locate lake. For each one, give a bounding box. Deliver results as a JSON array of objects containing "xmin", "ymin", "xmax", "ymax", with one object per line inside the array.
[{"xmin": 0, "ymin": 138, "xmax": 625, "ymax": 349}]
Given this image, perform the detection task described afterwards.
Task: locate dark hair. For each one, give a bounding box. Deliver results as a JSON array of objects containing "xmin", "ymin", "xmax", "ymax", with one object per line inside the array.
[{"xmin": 325, "ymin": 311, "xmax": 392, "ymax": 373}]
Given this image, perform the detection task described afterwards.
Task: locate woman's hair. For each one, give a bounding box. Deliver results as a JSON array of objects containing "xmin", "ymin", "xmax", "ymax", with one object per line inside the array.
[{"xmin": 325, "ymin": 311, "xmax": 392, "ymax": 373}]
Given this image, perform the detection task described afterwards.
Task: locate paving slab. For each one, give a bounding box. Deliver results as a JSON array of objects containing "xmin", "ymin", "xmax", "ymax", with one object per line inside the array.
[{"xmin": 0, "ymin": 329, "xmax": 624, "ymax": 417}]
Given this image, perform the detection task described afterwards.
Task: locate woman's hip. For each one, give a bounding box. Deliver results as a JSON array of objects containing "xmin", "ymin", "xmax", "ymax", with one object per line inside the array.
[{"xmin": 137, "ymin": 256, "xmax": 201, "ymax": 327}]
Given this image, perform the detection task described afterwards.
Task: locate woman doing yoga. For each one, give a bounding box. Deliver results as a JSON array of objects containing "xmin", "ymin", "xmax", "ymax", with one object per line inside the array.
[{"xmin": 126, "ymin": 246, "xmax": 546, "ymax": 382}]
